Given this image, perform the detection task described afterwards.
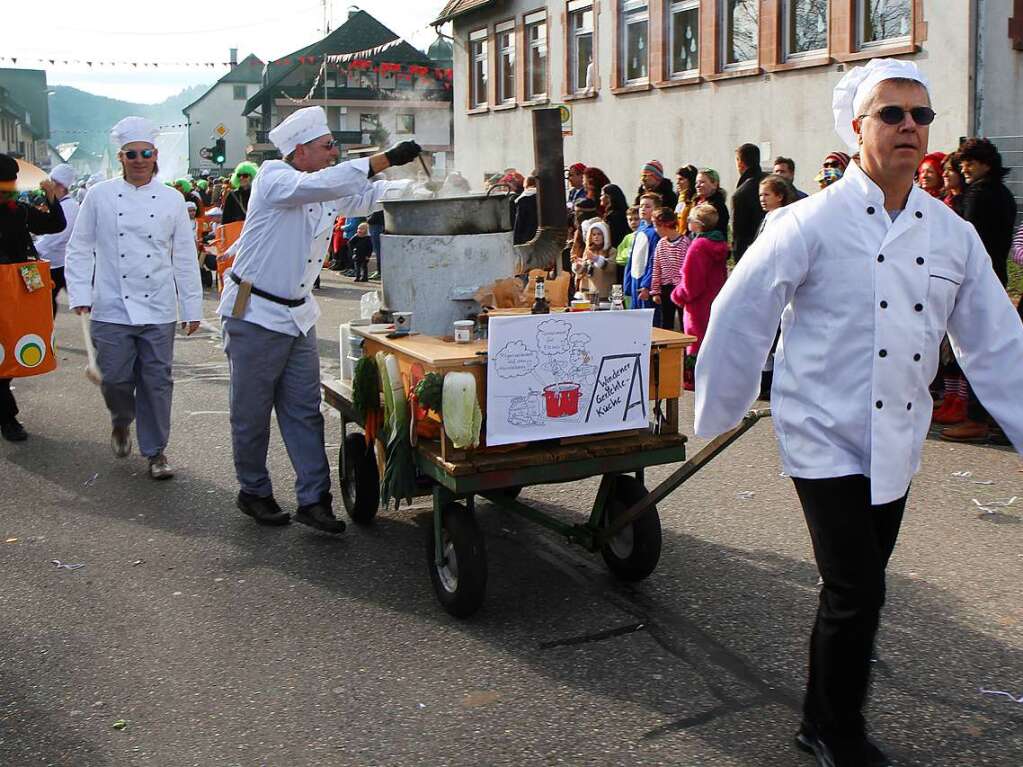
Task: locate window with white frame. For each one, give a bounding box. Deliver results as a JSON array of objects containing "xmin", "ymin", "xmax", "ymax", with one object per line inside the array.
[
  {"xmin": 396, "ymin": 113, "xmax": 415, "ymax": 134},
  {"xmin": 525, "ymin": 12, "xmax": 548, "ymax": 100},
  {"xmin": 568, "ymin": 1, "xmax": 594, "ymax": 94},
  {"xmin": 668, "ymin": 0, "xmax": 699, "ymax": 77},
  {"xmin": 620, "ymin": 0, "xmax": 649, "ymax": 84},
  {"xmin": 721, "ymin": 0, "xmax": 759, "ymax": 68},
  {"xmin": 470, "ymin": 29, "xmax": 489, "ymax": 107},
  {"xmin": 857, "ymin": 0, "xmax": 911, "ymax": 47},
  {"xmin": 784, "ymin": 0, "xmax": 828, "ymax": 58},
  {"xmin": 496, "ymin": 21, "xmax": 516, "ymax": 103}
]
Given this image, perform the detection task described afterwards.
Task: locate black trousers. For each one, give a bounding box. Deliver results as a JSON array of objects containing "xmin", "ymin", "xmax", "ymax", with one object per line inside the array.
[
  {"xmin": 51, "ymin": 266, "xmax": 66, "ymax": 316},
  {"xmin": 658, "ymin": 285, "xmax": 681, "ymax": 330},
  {"xmin": 0, "ymin": 378, "xmax": 17, "ymax": 423},
  {"xmin": 792, "ymin": 475, "xmax": 907, "ymax": 738},
  {"xmin": 353, "ymin": 257, "xmax": 369, "ymax": 282}
]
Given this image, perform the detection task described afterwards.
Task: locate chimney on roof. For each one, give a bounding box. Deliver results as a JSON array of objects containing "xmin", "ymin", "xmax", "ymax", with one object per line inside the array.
[
  {"xmin": 229, "ymin": 48, "xmax": 238, "ymax": 66},
  {"xmin": 348, "ymin": 5, "xmax": 360, "ymax": 20}
]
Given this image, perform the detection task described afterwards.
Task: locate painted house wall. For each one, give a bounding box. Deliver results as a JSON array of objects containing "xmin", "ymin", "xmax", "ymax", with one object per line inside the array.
[
  {"xmin": 185, "ymin": 82, "xmax": 254, "ymax": 172},
  {"xmin": 452, "ymin": 1, "xmax": 974, "ymax": 195}
]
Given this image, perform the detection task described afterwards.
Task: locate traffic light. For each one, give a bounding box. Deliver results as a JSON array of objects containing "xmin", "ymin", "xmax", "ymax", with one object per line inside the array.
[{"xmin": 212, "ymin": 138, "xmax": 226, "ymax": 165}]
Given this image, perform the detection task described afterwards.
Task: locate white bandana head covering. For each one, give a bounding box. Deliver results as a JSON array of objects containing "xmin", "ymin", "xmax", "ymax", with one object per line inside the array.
[
  {"xmin": 49, "ymin": 163, "xmax": 76, "ymax": 188},
  {"xmin": 832, "ymin": 58, "xmax": 930, "ymax": 152},
  {"xmin": 582, "ymin": 219, "xmax": 611, "ymax": 252},
  {"xmin": 269, "ymin": 106, "xmax": 331, "ymax": 158},
  {"xmin": 111, "ymin": 116, "xmax": 159, "ymax": 148}
]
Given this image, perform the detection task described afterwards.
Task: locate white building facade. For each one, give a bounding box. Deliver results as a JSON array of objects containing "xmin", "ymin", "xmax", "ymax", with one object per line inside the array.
[
  {"xmin": 438, "ymin": 0, "xmax": 1023, "ymax": 199},
  {"xmin": 183, "ymin": 53, "xmax": 264, "ymax": 174}
]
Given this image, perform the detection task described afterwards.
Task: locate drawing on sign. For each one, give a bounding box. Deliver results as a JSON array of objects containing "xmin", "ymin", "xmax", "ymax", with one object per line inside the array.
[
  {"xmin": 585, "ymin": 354, "xmax": 645, "ymax": 422},
  {"xmin": 487, "ymin": 310, "xmax": 653, "ymax": 446},
  {"xmin": 214, "ymin": 123, "xmax": 229, "ymax": 137}
]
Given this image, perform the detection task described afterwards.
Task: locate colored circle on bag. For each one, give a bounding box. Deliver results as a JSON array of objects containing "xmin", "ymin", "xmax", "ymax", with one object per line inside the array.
[
  {"xmin": 0, "ymin": 343, "xmax": 5, "ymax": 367},
  {"xmin": 15, "ymin": 334, "xmax": 47, "ymax": 368}
]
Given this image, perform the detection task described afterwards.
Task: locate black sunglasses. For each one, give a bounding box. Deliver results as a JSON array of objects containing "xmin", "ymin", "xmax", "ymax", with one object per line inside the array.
[
  {"xmin": 860, "ymin": 105, "xmax": 936, "ymax": 126},
  {"xmin": 123, "ymin": 149, "xmax": 155, "ymax": 160}
]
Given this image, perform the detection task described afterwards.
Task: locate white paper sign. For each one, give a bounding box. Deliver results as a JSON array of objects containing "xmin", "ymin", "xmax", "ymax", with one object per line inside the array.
[{"xmin": 486, "ymin": 310, "xmax": 654, "ymax": 446}]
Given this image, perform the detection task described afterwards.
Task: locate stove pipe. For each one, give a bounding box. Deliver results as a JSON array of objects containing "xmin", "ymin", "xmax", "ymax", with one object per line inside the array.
[{"xmin": 514, "ymin": 108, "xmax": 567, "ymax": 273}]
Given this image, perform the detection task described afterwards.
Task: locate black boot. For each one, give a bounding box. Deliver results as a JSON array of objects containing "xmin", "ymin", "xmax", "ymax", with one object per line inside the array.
[
  {"xmin": 294, "ymin": 494, "xmax": 346, "ymax": 534},
  {"xmin": 237, "ymin": 491, "xmax": 291, "ymax": 526},
  {"xmin": 795, "ymin": 722, "xmax": 890, "ymax": 767},
  {"xmin": 1, "ymin": 418, "xmax": 27, "ymax": 442}
]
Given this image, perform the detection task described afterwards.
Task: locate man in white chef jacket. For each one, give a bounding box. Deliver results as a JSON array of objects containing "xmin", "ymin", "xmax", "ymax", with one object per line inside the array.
[
  {"xmin": 217, "ymin": 106, "xmax": 419, "ymax": 533},
  {"xmin": 695, "ymin": 59, "xmax": 1023, "ymax": 767},
  {"xmin": 66, "ymin": 116, "xmax": 202, "ymax": 481},
  {"xmin": 34, "ymin": 163, "xmax": 79, "ymax": 315}
]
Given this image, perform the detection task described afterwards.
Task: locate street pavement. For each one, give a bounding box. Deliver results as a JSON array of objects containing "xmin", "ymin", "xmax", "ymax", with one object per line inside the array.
[{"xmin": 2, "ymin": 271, "xmax": 1021, "ymax": 767}]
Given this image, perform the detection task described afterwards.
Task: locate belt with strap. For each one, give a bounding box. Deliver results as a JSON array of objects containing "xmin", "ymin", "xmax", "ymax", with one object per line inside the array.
[{"xmin": 229, "ymin": 271, "xmax": 306, "ymax": 308}]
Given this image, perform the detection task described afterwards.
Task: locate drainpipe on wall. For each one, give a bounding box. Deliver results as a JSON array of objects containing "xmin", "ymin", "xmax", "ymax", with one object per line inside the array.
[{"xmin": 973, "ymin": 0, "xmax": 987, "ymax": 136}]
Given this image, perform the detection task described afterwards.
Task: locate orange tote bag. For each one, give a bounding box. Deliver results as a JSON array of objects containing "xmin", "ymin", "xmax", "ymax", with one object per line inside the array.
[{"xmin": 0, "ymin": 260, "xmax": 56, "ymax": 378}]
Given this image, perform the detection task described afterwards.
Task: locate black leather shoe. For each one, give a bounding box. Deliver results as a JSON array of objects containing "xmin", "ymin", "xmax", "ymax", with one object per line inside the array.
[
  {"xmin": 237, "ymin": 492, "xmax": 290, "ymax": 526},
  {"xmin": 294, "ymin": 497, "xmax": 346, "ymax": 534},
  {"xmin": 1, "ymin": 418, "xmax": 27, "ymax": 442},
  {"xmin": 796, "ymin": 723, "xmax": 890, "ymax": 767}
]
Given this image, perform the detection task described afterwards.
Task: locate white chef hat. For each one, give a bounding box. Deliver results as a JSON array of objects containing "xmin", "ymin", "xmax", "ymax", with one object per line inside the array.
[
  {"xmin": 269, "ymin": 106, "xmax": 331, "ymax": 158},
  {"xmin": 86, "ymin": 172, "xmax": 105, "ymax": 188},
  {"xmin": 111, "ymin": 115, "xmax": 159, "ymax": 148},
  {"xmin": 49, "ymin": 163, "xmax": 75, "ymax": 188},
  {"xmin": 832, "ymin": 58, "xmax": 930, "ymax": 152}
]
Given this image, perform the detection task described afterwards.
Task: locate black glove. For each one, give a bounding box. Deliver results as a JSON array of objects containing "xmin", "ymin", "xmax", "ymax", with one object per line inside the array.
[{"xmin": 384, "ymin": 140, "xmax": 422, "ymax": 167}]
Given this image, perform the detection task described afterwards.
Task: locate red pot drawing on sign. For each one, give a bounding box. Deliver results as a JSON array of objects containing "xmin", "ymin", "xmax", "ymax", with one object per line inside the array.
[{"xmin": 543, "ymin": 382, "xmax": 581, "ymax": 417}]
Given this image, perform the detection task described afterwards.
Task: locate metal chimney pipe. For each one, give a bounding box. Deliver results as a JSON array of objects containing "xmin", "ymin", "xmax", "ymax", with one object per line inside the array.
[
  {"xmin": 514, "ymin": 108, "xmax": 568, "ymax": 272},
  {"xmin": 229, "ymin": 48, "xmax": 238, "ymax": 66}
]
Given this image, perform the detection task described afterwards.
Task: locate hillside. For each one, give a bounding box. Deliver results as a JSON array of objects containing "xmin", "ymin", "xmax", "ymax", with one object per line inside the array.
[{"xmin": 50, "ymin": 84, "xmax": 208, "ymax": 158}]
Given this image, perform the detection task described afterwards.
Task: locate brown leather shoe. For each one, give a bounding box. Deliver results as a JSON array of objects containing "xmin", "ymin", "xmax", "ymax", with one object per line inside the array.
[
  {"xmin": 940, "ymin": 419, "xmax": 990, "ymax": 443},
  {"xmin": 111, "ymin": 425, "xmax": 132, "ymax": 458}
]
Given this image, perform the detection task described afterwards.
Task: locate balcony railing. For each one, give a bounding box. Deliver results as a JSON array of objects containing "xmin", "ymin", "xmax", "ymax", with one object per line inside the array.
[{"xmin": 275, "ymin": 84, "xmax": 451, "ymax": 103}]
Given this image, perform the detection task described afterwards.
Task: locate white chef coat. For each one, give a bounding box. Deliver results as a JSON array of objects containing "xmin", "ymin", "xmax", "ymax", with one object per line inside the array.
[
  {"xmin": 34, "ymin": 195, "xmax": 79, "ymax": 270},
  {"xmin": 216, "ymin": 158, "xmax": 410, "ymax": 337},
  {"xmin": 65, "ymin": 177, "xmax": 202, "ymax": 324},
  {"xmin": 694, "ymin": 159, "xmax": 1023, "ymax": 505}
]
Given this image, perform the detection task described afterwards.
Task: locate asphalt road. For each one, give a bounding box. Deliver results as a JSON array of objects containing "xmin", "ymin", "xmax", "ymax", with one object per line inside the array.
[{"xmin": 2, "ymin": 271, "xmax": 1021, "ymax": 767}]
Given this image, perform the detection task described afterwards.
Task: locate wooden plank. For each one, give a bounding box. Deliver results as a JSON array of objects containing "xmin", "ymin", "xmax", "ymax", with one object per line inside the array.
[{"xmin": 558, "ymin": 428, "xmax": 645, "ymax": 445}]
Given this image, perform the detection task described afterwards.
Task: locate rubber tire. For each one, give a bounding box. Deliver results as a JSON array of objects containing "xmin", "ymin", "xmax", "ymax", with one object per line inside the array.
[
  {"xmin": 426, "ymin": 502, "xmax": 488, "ymax": 618},
  {"xmin": 600, "ymin": 475, "xmax": 662, "ymax": 582},
  {"xmin": 339, "ymin": 432, "xmax": 380, "ymax": 524}
]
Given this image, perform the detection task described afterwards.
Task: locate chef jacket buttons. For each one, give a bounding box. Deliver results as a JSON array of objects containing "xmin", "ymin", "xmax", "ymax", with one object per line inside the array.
[
  {"xmin": 300, "ymin": 283, "xmax": 305, "ymax": 288},
  {"xmin": 914, "ymin": 303, "xmax": 923, "ymax": 312},
  {"xmin": 150, "ymin": 214, "xmax": 154, "ymax": 218},
  {"xmin": 118, "ymin": 194, "xmax": 123, "ymax": 198},
  {"xmin": 915, "ymin": 211, "xmax": 923, "ymax": 219},
  {"xmin": 879, "ymin": 349, "xmax": 887, "ymax": 358},
  {"xmin": 118, "ymin": 213, "xmax": 123, "ymax": 216},
  {"xmin": 880, "ymin": 300, "xmax": 888, "ymax": 308},
  {"xmin": 916, "ymin": 257, "xmax": 924, "ymax": 265},
  {"xmin": 877, "ymin": 254, "xmax": 885, "ymax": 263},
  {"xmin": 119, "ymin": 233, "xmax": 124, "ymax": 237},
  {"xmin": 906, "ymin": 402, "xmax": 913, "ymax": 410},
  {"xmin": 876, "ymin": 400, "xmax": 883, "ymax": 409},
  {"xmin": 151, "ymin": 195, "xmax": 156, "ymax": 199},
  {"xmin": 867, "ymin": 206, "xmax": 875, "ymax": 215},
  {"xmin": 913, "ymin": 353, "xmax": 921, "ymax": 361}
]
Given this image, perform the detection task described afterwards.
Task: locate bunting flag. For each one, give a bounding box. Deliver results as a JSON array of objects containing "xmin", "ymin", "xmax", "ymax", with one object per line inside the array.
[
  {"xmin": 52, "ymin": 122, "xmax": 192, "ymax": 135},
  {"xmin": 0, "ymin": 55, "xmax": 258, "ymax": 68},
  {"xmin": 323, "ymin": 38, "xmax": 405, "ymax": 64}
]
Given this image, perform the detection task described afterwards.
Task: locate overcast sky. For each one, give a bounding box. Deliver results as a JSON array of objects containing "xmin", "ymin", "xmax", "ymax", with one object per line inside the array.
[{"xmin": 8, "ymin": 0, "xmax": 449, "ymax": 103}]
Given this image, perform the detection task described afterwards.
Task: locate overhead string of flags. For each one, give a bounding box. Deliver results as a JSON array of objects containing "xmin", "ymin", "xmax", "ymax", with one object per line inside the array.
[{"xmin": 0, "ymin": 49, "xmax": 453, "ymax": 80}]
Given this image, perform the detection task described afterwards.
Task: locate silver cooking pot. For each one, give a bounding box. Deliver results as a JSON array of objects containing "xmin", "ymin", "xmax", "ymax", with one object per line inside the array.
[{"xmin": 381, "ymin": 186, "xmax": 515, "ymax": 236}]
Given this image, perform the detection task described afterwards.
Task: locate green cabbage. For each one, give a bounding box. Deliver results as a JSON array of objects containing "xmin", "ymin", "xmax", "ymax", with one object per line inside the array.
[{"xmin": 442, "ymin": 372, "xmax": 482, "ymax": 449}]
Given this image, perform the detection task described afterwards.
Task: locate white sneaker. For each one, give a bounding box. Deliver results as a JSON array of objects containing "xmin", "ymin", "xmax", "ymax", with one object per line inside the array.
[{"xmin": 148, "ymin": 453, "xmax": 174, "ymax": 480}]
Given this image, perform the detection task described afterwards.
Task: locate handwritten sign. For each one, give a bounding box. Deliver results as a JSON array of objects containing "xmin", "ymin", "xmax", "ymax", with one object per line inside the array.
[{"xmin": 486, "ymin": 310, "xmax": 653, "ymax": 446}]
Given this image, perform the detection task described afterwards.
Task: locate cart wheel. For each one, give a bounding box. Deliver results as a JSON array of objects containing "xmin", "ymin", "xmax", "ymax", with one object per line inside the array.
[
  {"xmin": 426, "ymin": 502, "xmax": 488, "ymax": 618},
  {"xmin": 600, "ymin": 475, "xmax": 662, "ymax": 582},
  {"xmin": 339, "ymin": 432, "xmax": 380, "ymax": 524}
]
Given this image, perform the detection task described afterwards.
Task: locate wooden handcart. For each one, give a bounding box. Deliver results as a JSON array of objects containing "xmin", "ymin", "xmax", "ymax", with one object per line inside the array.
[{"xmin": 323, "ymin": 323, "xmax": 768, "ymax": 618}]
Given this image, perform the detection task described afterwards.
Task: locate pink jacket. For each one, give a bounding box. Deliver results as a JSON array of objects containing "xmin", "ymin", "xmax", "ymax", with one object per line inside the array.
[{"xmin": 670, "ymin": 234, "xmax": 729, "ymax": 355}]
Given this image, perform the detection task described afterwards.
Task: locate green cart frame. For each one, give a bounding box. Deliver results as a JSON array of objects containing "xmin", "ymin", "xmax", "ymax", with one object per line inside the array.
[{"xmin": 323, "ymin": 379, "xmax": 768, "ymax": 618}]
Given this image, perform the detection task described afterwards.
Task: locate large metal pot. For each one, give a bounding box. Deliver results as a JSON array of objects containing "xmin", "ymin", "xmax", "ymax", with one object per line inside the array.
[{"xmin": 382, "ymin": 191, "xmax": 514, "ymax": 236}]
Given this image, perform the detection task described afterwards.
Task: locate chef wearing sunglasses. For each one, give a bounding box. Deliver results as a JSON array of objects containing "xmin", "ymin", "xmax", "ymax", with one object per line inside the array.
[
  {"xmin": 65, "ymin": 115, "xmax": 203, "ymax": 482},
  {"xmin": 216, "ymin": 105, "xmax": 421, "ymax": 535},
  {"xmin": 695, "ymin": 58, "xmax": 1023, "ymax": 767}
]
